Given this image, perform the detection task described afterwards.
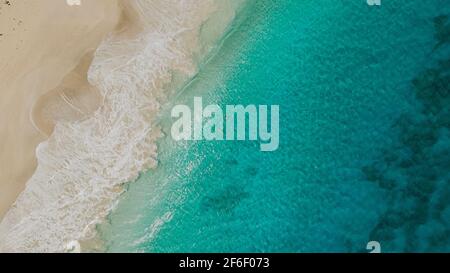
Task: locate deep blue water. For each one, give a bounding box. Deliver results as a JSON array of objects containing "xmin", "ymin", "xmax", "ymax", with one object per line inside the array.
[{"xmin": 99, "ymin": 0, "xmax": 450, "ymax": 252}]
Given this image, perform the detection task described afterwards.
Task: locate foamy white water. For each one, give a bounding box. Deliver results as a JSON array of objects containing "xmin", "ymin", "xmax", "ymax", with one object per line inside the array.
[{"xmin": 0, "ymin": 0, "xmax": 240, "ymax": 252}]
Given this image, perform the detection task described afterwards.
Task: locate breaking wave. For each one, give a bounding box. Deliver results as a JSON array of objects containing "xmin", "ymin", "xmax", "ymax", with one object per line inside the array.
[{"xmin": 0, "ymin": 0, "xmax": 240, "ymax": 252}]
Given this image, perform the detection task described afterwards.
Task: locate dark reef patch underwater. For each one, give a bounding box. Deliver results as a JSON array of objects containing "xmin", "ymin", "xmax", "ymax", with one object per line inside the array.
[{"xmin": 365, "ymin": 14, "xmax": 450, "ymax": 252}]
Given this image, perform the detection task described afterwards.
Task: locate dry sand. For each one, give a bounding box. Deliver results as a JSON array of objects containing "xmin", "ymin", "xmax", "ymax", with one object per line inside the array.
[{"xmin": 0, "ymin": 0, "xmax": 121, "ymax": 219}]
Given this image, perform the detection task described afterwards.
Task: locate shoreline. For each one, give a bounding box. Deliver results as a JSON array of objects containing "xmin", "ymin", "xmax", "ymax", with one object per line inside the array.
[
  {"xmin": 0, "ymin": 0, "xmax": 243, "ymax": 253},
  {"xmin": 0, "ymin": 0, "xmax": 121, "ymax": 219}
]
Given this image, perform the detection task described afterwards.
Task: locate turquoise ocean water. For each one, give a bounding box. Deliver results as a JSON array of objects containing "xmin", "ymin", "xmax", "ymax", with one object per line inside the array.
[{"xmin": 98, "ymin": 0, "xmax": 450, "ymax": 252}]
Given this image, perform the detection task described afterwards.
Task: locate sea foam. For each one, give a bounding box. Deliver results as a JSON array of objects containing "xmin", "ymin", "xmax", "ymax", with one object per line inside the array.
[{"xmin": 0, "ymin": 0, "xmax": 239, "ymax": 252}]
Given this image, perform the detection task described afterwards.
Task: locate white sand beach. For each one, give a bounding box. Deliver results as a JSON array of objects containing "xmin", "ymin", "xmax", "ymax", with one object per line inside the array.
[{"xmin": 0, "ymin": 0, "xmax": 121, "ymax": 219}]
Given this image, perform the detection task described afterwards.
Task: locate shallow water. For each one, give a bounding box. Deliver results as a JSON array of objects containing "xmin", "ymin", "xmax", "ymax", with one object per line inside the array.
[{"xmin": 99, "ymin": 0, "xmax": 450, "ymax": 252}]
